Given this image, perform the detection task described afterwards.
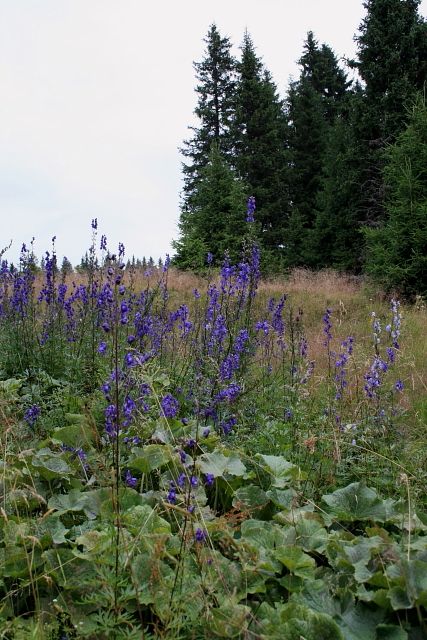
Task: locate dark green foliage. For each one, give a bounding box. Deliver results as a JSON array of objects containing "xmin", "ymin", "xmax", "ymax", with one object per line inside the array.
[
  {"xmin": 310, "ymin": 89, "xmax": 366, "ymax": 271},
  {"xmin": 174, "ymin": 143, "xmax": 248, "ymax": 269},
  {"xmin": 233, "ymin": 32, "xmax": 289, "ymax": 257},
  {"xmin": 365, "ymin": 95, "xmax": 427, "ymax": 297},
  {"xmin": 353, "ymin": 0, "xmax": 427, "ymax": 226},
  {"xmin": 285, "ymin": 32, "xmax": 350, "ymax": 267},
  {"xmin": 180, "ymin": 23, "xmax": 237, "ymax": 208}
]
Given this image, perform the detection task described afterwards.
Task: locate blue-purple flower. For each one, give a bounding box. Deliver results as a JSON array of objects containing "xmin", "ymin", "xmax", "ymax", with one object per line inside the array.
[{"xmin": 161, "ymin": 393, "xmax": 179, "ymax": 418}]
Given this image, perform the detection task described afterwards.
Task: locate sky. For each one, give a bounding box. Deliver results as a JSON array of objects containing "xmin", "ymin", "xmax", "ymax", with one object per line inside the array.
[{"xmin": 1, "ymin": 0, "xmax": 426, "ymax": 266}]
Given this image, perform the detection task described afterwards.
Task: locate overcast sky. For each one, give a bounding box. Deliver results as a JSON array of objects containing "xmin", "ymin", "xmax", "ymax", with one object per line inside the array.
[{"xmin": 1, "ymin": 1, "xmax": 426, "ymax": 265}]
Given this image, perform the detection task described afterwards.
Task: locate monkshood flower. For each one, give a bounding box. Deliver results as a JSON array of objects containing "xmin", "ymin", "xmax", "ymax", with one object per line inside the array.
[
  {"xmin": 163, "ymin": 254, "xmax": 171, "ymax": 272},
  {"xmin": 395, "ymin": 379, "xmax": 404, "ymax": 392},
  {"xmin": 300, "ymin": 360, "xmax": 315, "ymax": 384},
  {"xmin": 299, "ymin": 337, "xmax": 308, "ymax": 358},
  {"xmin": 246, "ymin": 196, "xmax": 256, "ymax": 223},
  {"xmin": 105, "ymin": 404, "xmax": 118, "ymax": 437},
  {"xmin": 124, "ymin": 469, "xmax": 137, "ymax": 488},
  {"xmin": 98, "ymin": 341, "xmax": 107, "ymax": 355},
  {"xmin": 364, "ymin": 356, "xmax": 388, "ymax": 398},
  {"xmin": 220, "ymin": 416, "xmax": 237, "ymax": 435},
  {"xmin": 207, "ymin": 252, "xmax": 213, "ymax": 266},
  {"xmin": 334, "ymin": 337, "xmax": 354, "ymax": 400},
  {"xmin": 371, "ymin": 311, "xmax": 381, "ymax": 348},
  {"xmin": 270, "ymin": 296, "xmax": 287, "ymax": 338},
  {"xmin": 255, "ymin": 320, "xmax": 269, "ymax": 335},
  {"xmin": 205, "ymin": 473, "xmax": 215, "ymax": 487},
  {"xmin": 167, "ymin": 481, "xmax": 177, "ymax": 504},
  {"xmin": 195, "ymin": 528, "xmax": 207, "ymax": 543},
  {"xmin": 123, "ymin": 394, "xmax": 136, "ymax": 427},
  {"xmin": 24, "ymin": 404, "xmax": 41, "ymax": 427},
  {"xmin": 169, "ymin": 304, "xmax": 193, "ymax": 337},
  {"xmin": 219, "ymin": 329, "xmax": 249, "ymax": 380},
  {"xmin": 323, "ymin": 308, "xmax": 333, "ymax": 346},
  {"xmin": 210, "ymin": 314, "xmax": 227, "ymax": 351},
  {"xmin": 91, "ymin": 218, "xmax": 98, "ymax": 230},
  {"xmin": 386, "ymin": 299, "xmax": 402, "ymax": 349},
  {"xmin": 216, "ymin": 383, "xmax": 241, "ymax": 403},
  {"xmin": 161, "ymin": 393, "xmax": 179, "ymax": 418},
  {"xmin": 250, "ymin": 244, "xmax": 260, "ymax": 288}
]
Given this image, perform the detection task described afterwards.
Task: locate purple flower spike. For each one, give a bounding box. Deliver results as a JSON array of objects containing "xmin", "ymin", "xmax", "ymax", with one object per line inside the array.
[
  {"xmin": 161, "ymin": 393, "xmax": 179, "ymax": 418},
  {"xmin": 395, "ymin": 379, "xmax": 404, "ymax": 392},
  {"xmin": 125, "ymin": 469, "xmax": 137, "ymax": 488},
  {"xmin": 195, "ymin": 528, "xmax": 207, "ymax": 543},
  {"xmin": 246, "ymin": 195, "xmax": 256, "ymax": 222}
]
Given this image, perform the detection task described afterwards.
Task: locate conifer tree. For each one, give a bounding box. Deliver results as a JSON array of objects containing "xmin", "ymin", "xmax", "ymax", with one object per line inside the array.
[
  {"xmin": 173, "ymin": 143, "xmax": 247, "ymax": 270},
  {"xmin": 285, "ymin": 32, "xmax": 350, "ymax": 267},
  {"xmin": 310, "ymin": 87, "xmax": 365, "ymax": 271},
  {"xmin": 364, "ymin": 95, "xmax": 427, "ymax": 297},
  {"xmin": 180, "ymin": 24, "xmax": 237, "ymax": 208},
  {"xmin": 233, "ymin": 32, "xmax": 289, "ymax": 262},
  {"xmin": 353, "ymin": 0, "xmax": 427, "ymax": 225}
]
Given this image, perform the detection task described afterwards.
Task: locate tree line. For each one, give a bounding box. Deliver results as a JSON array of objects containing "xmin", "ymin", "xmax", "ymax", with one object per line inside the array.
[{"xmin": 173, "ymin": 0, "xmax": 427, "ymax": 297}]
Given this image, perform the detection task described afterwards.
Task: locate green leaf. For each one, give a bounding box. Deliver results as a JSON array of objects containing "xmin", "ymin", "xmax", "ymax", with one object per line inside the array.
[
  {"xmin": 258, "ymin": 602, "xmax": 343, "ymax": 640},
  {"xmin": 293, "ymin": 512, "xmax": 329, "ymax": 553},
  {"xmin": 322, "ymin": 483, "xmax": 397, "ymax": 522},
  {"xmin": 128, "ymin": 444, "xmax": 173, "ymax": 473},
  {"xmin": 336, "ymin": 601, "xmax": 383, "ymax": 640},
  {"xmin": 256, "ymin": 454, "xmax": 300, "ymax": 488},
  {"xmin": 275, "ymin": 545, "xmax": 316, "ymax": 578},
  {"xmin": 266, "ymin": 487, "xmax": 298, "ymax": 509},
  {"xmin": 52, "ymin": 421, "xmax": 95, "ymax": 448},
  {"xmin": 209, "ymin": 604, "xmax": 250, "ymax": 637},
  {"xmin": 31, "ymin": 448, "xmax": 72, "ymax": 480},
  {"xmin": 233, "ymin": 485, "xmax": 269, "ymax": 511},
  {"xmin": 376, "ymin": 624, "xmax": 408, "ymax": 639},
  {"xmin": 197, "ymin": 451, "xmax": 246, "ymax": 477}
]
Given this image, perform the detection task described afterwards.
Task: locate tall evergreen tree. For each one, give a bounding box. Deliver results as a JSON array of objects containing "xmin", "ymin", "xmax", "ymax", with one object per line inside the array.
[
  {"xmin": 233, "ymin": 32, "xmax": 289, "ymax": 263},
  {"xmin": 310, "ymin": 88, "xmax": 365, "ymax": 271},
  {"xmin": 173, "ymin": 143, "xmax": 248, "ymax": 270},
  {"xmin": 180, "ymin": 24, "xmax": 237, "ymax": 208},
  {"xmin": 364, "ymin": 95, "xmax": 427, "ymax": 297},
  {"xmin": 353, "ymin": 0, "xmax": 427, "ymax": 225},
  {"xmin": 285, "ymin": 32, "xmax": 350, "ymax": 267}
]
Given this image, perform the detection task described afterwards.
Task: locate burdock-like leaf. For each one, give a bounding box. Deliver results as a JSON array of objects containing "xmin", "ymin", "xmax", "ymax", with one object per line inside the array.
[{"xmin": 322, "ymin": 483, "xmax": 397, "ymax": 522}]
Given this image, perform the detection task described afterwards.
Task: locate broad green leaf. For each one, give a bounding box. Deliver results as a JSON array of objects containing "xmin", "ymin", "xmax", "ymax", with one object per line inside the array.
[
  {"xmin": 52, "ymin": 421, "xmax": 95, "ymax": 448},
  {"xmin": 233, "ymin": 485, "xmax": 269, "ymax": 511},
  {"xmin": 48, "ymin": 489, "xmax": 87, "ymax": 513},
  {"xmin": 128, "ymin": 444, "xmax": 173, "ymax": 473},
  {"xmin": 37, "ymin": 514, "xmax": 69, "ymax": 545},
  {"xmin": 336, "ymin": 601, "xmax": 383, "ymax": 640},
  {"xmin": 31, "ymin": 448, "xmax": 71, "ymax": 480},
  {"xmin": 266, "ymin": 487, "xmax": 298, "ymax": 509},
  {"xmin": 322, "ymin": 483, "xmax": 397, "ymax": 522},
  {"xmin": 209, "ymin": 604, "xmax": 250, "ymax": 637},
  {"xmin": 275, "ymin": 545, "xmax": 316, "ymax": 578},
  {"xmin": 376, "ymin": 624, "xmax": 408, "ymax": 639},
  {"xmin": 197, "ymin": 451, "xmax": 246, "ymax": 477},
  {"xmin": 256, "ymin": 454, "xmax": 300, "ymax": 487},
  {"xmin": 122, "ymin": 504, "xmax": 171, "ymax": 537},
  {"xmin": 42, "ymin": 548, "xmax": 97, "ymax": 590},
  {"xmin": 258, "ymin": 602, "xmax": 343, "ymax": 640},
  {"xmin": 293, "ymin": 512, "xmax": 329, "ymax": 553}
]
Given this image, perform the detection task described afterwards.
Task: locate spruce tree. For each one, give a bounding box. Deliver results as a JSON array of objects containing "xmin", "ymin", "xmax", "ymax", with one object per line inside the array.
[
  {"xmin": 285, "ymin": 32, "xmax": 350, "ymax": 267},
  {"xmin": 233, "ymin": 32, "xmax": 289, "ymax": 263},
  {"xmin": 173, "ymin": 143, "xmax": 247, "ymax": 269},
  {"xmin": 180, "ymin": 24, "xmax": 237, "ymax": 208},
  {"xmin": 353, "ymin": 0, "xmax": 427, "ymax": 225},
  {"xmin": 310, "ymin": 87, "xmax": 366, "ymax": 271},
  {"xmin": 364, "ymin": 95, "xmax": 427, "ymax": 297}
]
